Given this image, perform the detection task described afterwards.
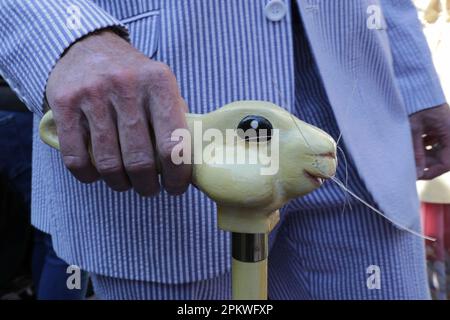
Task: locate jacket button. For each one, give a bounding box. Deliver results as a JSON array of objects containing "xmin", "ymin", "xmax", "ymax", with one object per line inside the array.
[{"xmin": 264, "ymin": 0, "xmax": 287, "ymax": 22}]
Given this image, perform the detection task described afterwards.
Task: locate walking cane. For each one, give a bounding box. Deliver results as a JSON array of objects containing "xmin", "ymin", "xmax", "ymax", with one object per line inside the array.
[{"xmin": 40, "ymin": 100, "xmax": 337, "ymax": 300}]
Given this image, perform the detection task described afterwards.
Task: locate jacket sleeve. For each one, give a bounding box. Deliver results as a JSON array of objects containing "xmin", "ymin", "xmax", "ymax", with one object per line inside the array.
[
  {"xmin": 380, "ymin": 0, "xmax": 446, "ymax": 115},
  {"xmin": 0, "ymin": 0, "xmax": 128, "ymax": 117}
]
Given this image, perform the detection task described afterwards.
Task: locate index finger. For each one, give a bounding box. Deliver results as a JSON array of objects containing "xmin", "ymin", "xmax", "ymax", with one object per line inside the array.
[{"xmin": 147, "ymin": 65, "xmax": 192, "ymax": 194}]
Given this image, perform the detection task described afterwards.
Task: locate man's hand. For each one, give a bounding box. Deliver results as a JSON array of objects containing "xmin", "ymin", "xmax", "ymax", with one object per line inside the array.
[
  {"xmin": 409, "ymin": 103, "xmax": 450, "ymax": 180},
  {"xmin": 46, "ymin": 30, "xmax": 191, "ymax": 196}
]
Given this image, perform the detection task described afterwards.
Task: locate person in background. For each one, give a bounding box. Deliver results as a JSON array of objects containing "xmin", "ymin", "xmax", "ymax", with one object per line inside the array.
[
  {"xmin": 417, "ymin": 173, "xmax": 450, "ymax": 300},
  {"xmin": 0, "ymin": 77, "xmax": 89, "ymax": 300}
]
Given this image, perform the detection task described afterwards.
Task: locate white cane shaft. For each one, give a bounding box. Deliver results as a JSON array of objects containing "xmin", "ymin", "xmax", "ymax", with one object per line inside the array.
[{"xmin": 232, "ymin": 258, "xmax": 267, "ymax": 300}]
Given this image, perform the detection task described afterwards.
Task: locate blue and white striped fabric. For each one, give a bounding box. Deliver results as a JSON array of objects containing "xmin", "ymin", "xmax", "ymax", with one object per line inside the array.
[
  {"xmin": 91, "ymin": 203, "xmax": 429, "ymax": 300},
  {"xmin": 0, "ymin": 0, "xmax": 445, "ymax": 289},
  {"xmin": 91, "ymin": 271, "xmax": 231, "ymax": 300},
  {"xmin": 268, "ymin": 204, "xmax": 429, "ymax": 300}
]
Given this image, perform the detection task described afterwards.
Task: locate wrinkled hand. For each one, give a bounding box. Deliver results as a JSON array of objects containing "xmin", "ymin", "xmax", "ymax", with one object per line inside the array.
[
  {"xmin": 46, "ymin": 30, "xmax": 191, "ymax": 196},
  {"xmin": 409, "ymin": 103, "xmax": 450, "ymax": 180}
]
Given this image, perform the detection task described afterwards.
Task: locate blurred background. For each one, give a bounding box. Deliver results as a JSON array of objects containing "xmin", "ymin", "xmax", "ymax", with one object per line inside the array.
[{"xmin": 414, "ymin": 0, "xmax": 450, "ymax": 300}]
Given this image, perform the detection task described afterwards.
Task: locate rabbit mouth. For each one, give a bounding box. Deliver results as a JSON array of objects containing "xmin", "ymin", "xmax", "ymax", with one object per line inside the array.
[
  {"xmin": 314, "ymin": 152, "xmax": 336, "ymax": 159},
  {"xmin": 303, "ymin": 152, "xmax": 336, "ymax": 186},
  {"xmin": 304, "ymin": 170, "xmax": 325, "ymax": 187}
]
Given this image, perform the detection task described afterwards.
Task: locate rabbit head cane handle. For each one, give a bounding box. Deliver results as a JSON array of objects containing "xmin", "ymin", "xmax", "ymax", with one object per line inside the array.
[{"xmin": 39, "ymin": 100, "xmax": 337, "ymax": 300}]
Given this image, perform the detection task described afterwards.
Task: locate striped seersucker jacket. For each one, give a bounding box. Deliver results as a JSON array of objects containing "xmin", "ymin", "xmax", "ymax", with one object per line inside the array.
[{"xmin": 0, "ymin": 0, "xmax": 445, "ymax": 283}]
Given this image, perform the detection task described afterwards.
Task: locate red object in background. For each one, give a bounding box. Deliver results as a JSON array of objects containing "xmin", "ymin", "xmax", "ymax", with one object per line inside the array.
[
  {"xmin": 422, "ymin": 202, "xmax": 450, "ymax": 260},
  {"xmin": 421, "ymin": 202, "xmax": 450, "ymax": 300}
]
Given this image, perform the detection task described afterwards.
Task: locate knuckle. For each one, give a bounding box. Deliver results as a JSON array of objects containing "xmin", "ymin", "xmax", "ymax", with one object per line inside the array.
[
  {"xmin": 148, "ymin": 62, "xmax": 174, "ymax": 82},
  {"xmin": 62, "ymin": 155, "xmax": 89, "ymax": 171},
  {"xmin": 51, "ymin": 91, "xmax": 79, "ymax": 109},
  {"xmin": 158, "ymin": 141, "xmax": 179, "ymax": 163},
  {"xmin": 109, "ymin": 68, "xmax": 138, "ymax": 87},
  {"xmin": 124, "ymin": 157, "xmax": 156, "ymax": 175},
  {"xmin": 95, "ymin": 158, "xmax": 123, "ymax": 176},
  {"xmin": 83, "ymin": 78, "xmax": 108, "ymax": 97},
  {"xmin": 51, "ymin": 82, "xmax": 106, "ymax": 109},
  {"xmin": 121, "ymin": 114, "xmax": 145, "ymax": 129}
]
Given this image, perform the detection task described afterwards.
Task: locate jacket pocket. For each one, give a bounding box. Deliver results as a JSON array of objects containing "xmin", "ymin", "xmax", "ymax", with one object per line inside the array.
[{"xmin": 121, "ymin": 10, "xmax": 160, "ymax": 59}]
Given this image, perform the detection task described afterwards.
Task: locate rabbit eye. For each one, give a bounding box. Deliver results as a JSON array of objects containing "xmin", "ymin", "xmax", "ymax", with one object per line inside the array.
[{"xmin": 237, "ymin": 115, "xmax": 273, "ymax": 142}]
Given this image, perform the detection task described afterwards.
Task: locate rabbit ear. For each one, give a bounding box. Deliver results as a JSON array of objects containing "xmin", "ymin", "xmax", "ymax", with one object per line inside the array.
[{"xmin": 39, "ymin": 110, "xmax": 60, "ymax": 150}]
